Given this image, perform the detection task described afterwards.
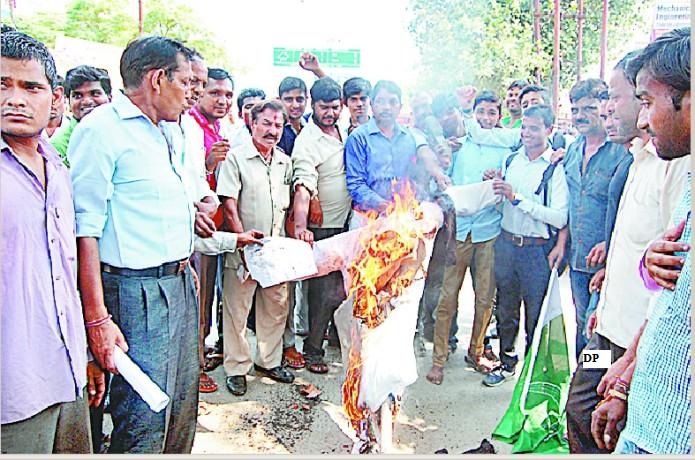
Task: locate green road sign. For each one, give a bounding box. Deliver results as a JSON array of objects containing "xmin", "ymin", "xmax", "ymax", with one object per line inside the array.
[{"xmin": 273, "ymin": 48, "xmax": 361, "ymax": 68}]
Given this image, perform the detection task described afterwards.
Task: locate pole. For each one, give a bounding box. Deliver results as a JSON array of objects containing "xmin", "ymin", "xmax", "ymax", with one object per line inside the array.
[
  {"xmin": 577, "ymin": 0, "xmax": 584, "ymax": 82},
  {"xmin": 533, "ymin": 0, "xmax": 542, "ymax": 83},
  {"xmin": 552, "ymin": 0, "xmax": 560, "ymax": 116},
  {"xmin": 138, "ymin": 0, "xmax": 144, "ymax": 36},
  {"xmin": 599, "ymin": 0, "xmax": 608, "ymax": 79},
  {"xmin": 379, "ymin": 400, "xmax": 392, "ymax": 453}
]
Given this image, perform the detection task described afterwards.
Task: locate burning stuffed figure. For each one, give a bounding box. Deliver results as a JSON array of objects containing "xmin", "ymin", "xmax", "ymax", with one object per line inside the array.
[
  {"xmin": 244, "ymin": 181, "xmax": 443, "ymax": 453},
  {"xmin": 326, "ymin": 182, "xmax": 442, "ymax": 453}
]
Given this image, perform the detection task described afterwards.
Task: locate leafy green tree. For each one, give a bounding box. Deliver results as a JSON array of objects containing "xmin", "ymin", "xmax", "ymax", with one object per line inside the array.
[
  {"xmin": 142, "ymin": 0, "xmax": 230, "ymax": 69},
  {"xmin": 64, "ymin": 0, "xmax": 138, "ymax": 46},
  {"xmin": 4, "ymin": 0, "xmax": 231, "ymax": 69},
  {"xmin": 409, "ymin": 0, "xmax": 651, "ymax": 95}
]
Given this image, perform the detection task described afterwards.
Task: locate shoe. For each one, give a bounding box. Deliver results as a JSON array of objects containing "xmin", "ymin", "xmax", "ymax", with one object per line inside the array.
[
  {"xmin": 482, "ymin": 365, "xmax": 515, "ymax": 387},
  {"xmin": 226, "ymin": 375, "xmax": 247, "ymax": 396},
  {"xmin": 254, "ymin": 364, "xmax": 295, "ymax": 383}
]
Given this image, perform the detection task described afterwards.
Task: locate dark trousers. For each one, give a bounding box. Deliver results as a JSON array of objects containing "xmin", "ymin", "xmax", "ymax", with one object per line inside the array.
[
  {"xmin": 191, "ymin": 252, "xmax": 219, "ymax": 369},
  {"xmin": 102, "ymin": 267, "xmax": 199, "ymax": 453},
  {"xmin": 303, "ymin": 227, "xmax": 347, "ymax": 358},
  {"xmin": 566, "ymin": 332, "xmax": 626, "ymax": 453},
  {"xmin": 494, "ymin": 236, "xmax": 552, "ymax": 369},
  {"xmin": 89, "ymin": 374, "xmax": 110, "ymax": 453},
  {"xmin": 569, "ymin": 269, "xmax": 592, "ymax": 358},
  {"xmin": 418, "ymin": 217, "xmax": 458, "ymax": 340}
]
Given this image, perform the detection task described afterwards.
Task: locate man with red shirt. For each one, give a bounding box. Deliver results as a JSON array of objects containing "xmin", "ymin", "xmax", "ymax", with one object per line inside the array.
[{"xmin": 189, "ymin": 67, "xmax": 235, "ymax": 378}]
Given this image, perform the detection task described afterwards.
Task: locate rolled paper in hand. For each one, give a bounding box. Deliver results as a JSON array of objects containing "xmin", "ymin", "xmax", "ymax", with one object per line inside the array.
[{"xmin": 113, "ymin": 346, "xmax": 170, "ymax": 413}]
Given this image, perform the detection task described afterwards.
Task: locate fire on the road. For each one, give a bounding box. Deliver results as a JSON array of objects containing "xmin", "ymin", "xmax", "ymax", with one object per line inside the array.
[{"xmin": 341, "ymin": 181, "xmax": 427, "ymax": 439}]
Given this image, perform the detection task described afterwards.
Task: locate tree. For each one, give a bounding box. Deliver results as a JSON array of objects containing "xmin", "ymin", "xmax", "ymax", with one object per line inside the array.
[
  {"xmin": 408, "ymin": 0, "xmax": 651, "ymax": 95},
  {"xmin": 141, "ymin": 0, "xmax": 230, "ymax": 69},
  {"xmin": 5, "ymin": 0, "xmax": 232, "ymax": 70}
]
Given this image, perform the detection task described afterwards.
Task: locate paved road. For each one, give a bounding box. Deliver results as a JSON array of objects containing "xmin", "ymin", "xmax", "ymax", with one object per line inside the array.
[{"xmin": 192, "ymin": 272, "xmax": 576, "ymax": 454}]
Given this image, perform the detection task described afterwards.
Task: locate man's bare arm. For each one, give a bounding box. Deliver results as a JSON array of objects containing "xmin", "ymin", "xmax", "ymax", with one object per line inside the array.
[
  {"xmin": 222, "ymin": 197, "xmax": 244, "ymax": 234},
  {"xmin": 77, "ymin": 237, "xmax": 128, "ymax": 374}
]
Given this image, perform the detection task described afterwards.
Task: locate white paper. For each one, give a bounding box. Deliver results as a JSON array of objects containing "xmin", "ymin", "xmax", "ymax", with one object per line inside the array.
[
  {"xmin": 244, "ymin": 237, "xmax": 318, "ymax": 288},
  {"xmin": 443, "ymin": 181, "xmax": 501, "ymax": 216},
  {"xmin": 113, "ymin": 346, "xmax": 170, "ymax": 413}
]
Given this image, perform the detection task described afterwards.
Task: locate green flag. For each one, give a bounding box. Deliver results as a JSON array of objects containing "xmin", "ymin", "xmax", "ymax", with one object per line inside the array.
[{"xmin": 492, "ymin": 269, "xmax": 571, "ymax": 454}]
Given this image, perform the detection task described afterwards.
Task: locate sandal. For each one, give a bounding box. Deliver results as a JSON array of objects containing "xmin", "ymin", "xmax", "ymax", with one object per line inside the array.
[
  {"xmin": 465, "ymin": 354, "xmax": 496, "ymax": 374},
  {"xmin": 306, "ymin": 358, "xmax": 329, "ymax": 374},
  {"xmin": 282, "ymin": 346, "xmax": 305, "ymax": 369},
  {"xmin": 199, "ymin": 372, "xmax": 218, "ymax": 393},
  {"xmin": 204, "ymin": 353, "xmax": 223, "ymax": 372}
]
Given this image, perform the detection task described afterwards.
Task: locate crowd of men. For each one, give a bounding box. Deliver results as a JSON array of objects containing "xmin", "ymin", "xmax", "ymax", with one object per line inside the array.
[{"xmin": 0, "ymin": 23, "xmax": 690, "ymax": 455}]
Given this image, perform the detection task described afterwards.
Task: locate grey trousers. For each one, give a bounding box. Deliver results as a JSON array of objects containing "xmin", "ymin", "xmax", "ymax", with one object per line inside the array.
[
  {"xmin": 102, "ymin": 267, "xmax": 199, "ymax": 453},
  {"xmin": 1, "ymin": 388, "xmax": 91, "ymax": 454}
]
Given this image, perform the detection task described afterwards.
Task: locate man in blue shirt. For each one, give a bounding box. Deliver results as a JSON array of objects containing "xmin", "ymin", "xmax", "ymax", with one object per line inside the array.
[
  {"xmin": 591, "ymin": 27, "xmax": 692, "ymax": 455},
  {"xmin": 344, "ymin": 80, "xmax": 449, "ymax": 213},
  {"xmin": 70, "ymin": 36, "xmax": 208, "ymax": 453},
  {"xmin": 562, "ymin": 78, "xmax": 628, "ymax": 357},
  {"xmin": 277, "ymin": 76, "xmax": 309, "ymax": 156},
  {"xmin": 425, "ymin": 91, "xmax": 510, "ymax": 385}
]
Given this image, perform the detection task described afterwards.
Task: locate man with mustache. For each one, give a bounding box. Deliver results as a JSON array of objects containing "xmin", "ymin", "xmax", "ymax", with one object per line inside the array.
[
  {"xmin": 1, "ymin": 28, "xmax": 104, "ymax": 454},
  {"xmin": 566, "ymin": 41, "xmax": 690, "ymax": 453},
  {"xmin": 590, "ymin": 27, "xmax": 691, "ymax": 454},
  {"xmin": 216, "ymin": 99, "xmax": 295, "ymax": 396},
  {"xmin": 561, "ymin": 78, "xmax": 629, "ymax": 357},
  {"xmin": 69, "ymin": 36, "xmax": 204, "ymax": 453},
  {"xmin": 291, "ymin": 77, "xmax": 352, "ymax": 374},
  {"xmin": 50, "ymin": 65, "xmax": 111, "ymax": 163}
]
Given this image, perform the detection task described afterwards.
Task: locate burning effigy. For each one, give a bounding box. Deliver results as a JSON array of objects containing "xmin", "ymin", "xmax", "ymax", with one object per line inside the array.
[
  {"xmin": 319, "ymin": 183, "xmax": 442, "ymax": 453},
  {"xmin": 244, "ymin": 181, "xmax": 443, "ymax": 453}
]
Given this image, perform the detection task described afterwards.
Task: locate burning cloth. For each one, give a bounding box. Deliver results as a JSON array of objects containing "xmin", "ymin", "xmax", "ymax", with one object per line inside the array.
[{"xmin": 243, "ymin": 184, "xmax": 443, "ymax": 446}]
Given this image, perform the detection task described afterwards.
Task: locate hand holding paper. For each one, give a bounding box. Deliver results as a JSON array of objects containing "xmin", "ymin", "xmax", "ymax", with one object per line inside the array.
[{"xmin": 113, "ymin": 346, "xmax": 170, "ymax": 413}]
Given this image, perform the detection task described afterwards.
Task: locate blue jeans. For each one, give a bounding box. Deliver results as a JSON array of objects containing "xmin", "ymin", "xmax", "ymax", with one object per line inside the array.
[
  {"xmin": 102, "ymin": 267, "xmax": 199, "ymax": 453},
  {"xmin": 569, "ymin": 269, "xmax": 592, "ymax": 358},
  {"xmin": 614, "ymin": 435, "xmax": 651, "ymax": 454},
  {"xmin": 494, "ymin": 237, "xmax": 552, "ymax": 369}
]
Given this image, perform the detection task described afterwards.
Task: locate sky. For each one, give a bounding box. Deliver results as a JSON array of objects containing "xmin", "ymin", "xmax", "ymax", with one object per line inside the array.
[
  {"xmin": 6, "ymin": 0, "xmax": 421, "ymax": 97},
  {"xmin": 4, "ymin": 0, "xmax": 677, "ymax": 105}
]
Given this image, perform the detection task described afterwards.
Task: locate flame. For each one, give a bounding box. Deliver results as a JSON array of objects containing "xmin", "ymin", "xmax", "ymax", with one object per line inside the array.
[
  {"xmin": 341, "ymin": 325, "xmax": 370, "ymax": 433},
  {"xmin": 342, "ymin": 180, "xmax": 426, "ymax": 437},
  {"xmin": 347, "ymin": 181, "xmax": 424, "ymax": 329}
]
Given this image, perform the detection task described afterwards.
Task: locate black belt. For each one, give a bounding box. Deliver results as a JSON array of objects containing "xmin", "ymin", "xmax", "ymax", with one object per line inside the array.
[
  {"xmin": 501, "ymin": 230, "xmax": 549, "ymax": 248},
  {"xmin": 102, "ymin": 258, "xmax": 189, "ymax": 278}
]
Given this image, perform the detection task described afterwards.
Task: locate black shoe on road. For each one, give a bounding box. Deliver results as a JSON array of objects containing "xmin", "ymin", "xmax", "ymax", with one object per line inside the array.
[
  {"xmin": 254, "ymin": 365, "xmax": 295, "ymax": 383},
  {"xmin": 226, "ymin": 375, "xmax": 247, "ymax": 396}
]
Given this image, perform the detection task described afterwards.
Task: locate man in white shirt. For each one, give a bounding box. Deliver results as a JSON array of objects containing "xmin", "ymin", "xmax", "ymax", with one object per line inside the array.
[
  {"xmin": 291, "ymin": 77, "xmax": 352, "ymax": 374},
  {"xmin": 482, "ymin": 104, "xmax": 569, "ymax": 387}
]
